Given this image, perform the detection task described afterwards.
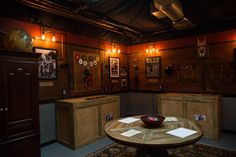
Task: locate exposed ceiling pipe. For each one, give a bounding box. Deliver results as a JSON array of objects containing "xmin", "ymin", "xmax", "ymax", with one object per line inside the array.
[
  {"xmin": 16, "ymin": 0, "xmax": 143, "ymax": 39},
  {"xmin": 152, "ymin": 0, "xmax": 195, "ymax": 30}
]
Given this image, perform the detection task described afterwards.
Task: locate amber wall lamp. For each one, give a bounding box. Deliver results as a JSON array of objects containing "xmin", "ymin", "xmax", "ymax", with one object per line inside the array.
[
  {"xmin": 41, "ymin": 27, "xmax": 56, "ymax": 42},
  {"xmin": 112, "ymin": 43, "xmax": 120, "ymax": 53},
  {"xmin": 146, "ymin": 42, "xmax": 159, "ymax": 53}
]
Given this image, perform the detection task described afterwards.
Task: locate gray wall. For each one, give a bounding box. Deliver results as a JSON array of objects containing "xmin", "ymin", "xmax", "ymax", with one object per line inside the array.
[
  {"xmin": 222, "ymin": 97, "xmax": 236, "ymax": 131},
  {"xmin": 39, "ymin": 103, "xmax": 56, "ymax": 144},
  {"xmin": 116, "ymin": 92, "xmax": 157, "ymax": 117},
  {"xmin": 127, "ymin": 92, "xmax": 157, "ymax": 116},
  {"xmin": 115, "ymin": 92, "xmax": 130, "ymax": 117},
  {"xmin": 39, "ymin": 93, "xmax": 236, "ymax": 144}
]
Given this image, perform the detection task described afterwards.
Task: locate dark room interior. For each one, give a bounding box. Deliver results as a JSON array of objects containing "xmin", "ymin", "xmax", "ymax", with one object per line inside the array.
[{"xmin": 0, "ymin": 0, "xmax": 236, "ymax": 157}]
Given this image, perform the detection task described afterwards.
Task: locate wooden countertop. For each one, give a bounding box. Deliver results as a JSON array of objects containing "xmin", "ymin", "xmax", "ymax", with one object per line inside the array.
[{"xmin": 56, "ymin": 95, "xmax": 119, "ymax": 104}]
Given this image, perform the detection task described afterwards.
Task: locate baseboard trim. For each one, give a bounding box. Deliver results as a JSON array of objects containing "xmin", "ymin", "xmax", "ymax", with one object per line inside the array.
[{"xmin": 40, "ymin": 139, "xmax": 57, "ymax": 147}]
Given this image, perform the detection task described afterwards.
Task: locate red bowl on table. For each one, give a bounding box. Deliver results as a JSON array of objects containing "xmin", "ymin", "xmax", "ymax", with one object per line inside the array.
[{"xmin": 141, "ymin": 115, "xmax": 165, "ymax": 128}]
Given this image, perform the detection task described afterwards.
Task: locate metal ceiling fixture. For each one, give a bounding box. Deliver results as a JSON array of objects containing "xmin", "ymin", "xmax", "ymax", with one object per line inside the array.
[{"xmin": 152, "ymin": 0, "xmax": 195, "ymax": 30}]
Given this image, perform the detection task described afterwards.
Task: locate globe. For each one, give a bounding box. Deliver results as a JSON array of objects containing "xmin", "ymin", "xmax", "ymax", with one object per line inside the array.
[{"xmin": 3, "ymin": 28, "xmax": 33, "ymax": 52}]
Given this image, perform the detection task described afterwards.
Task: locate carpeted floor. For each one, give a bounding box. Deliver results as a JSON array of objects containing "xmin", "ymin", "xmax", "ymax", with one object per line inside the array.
[{"xmin": 86, "ymin": 143, "xmax": 236, "ymax": 157}]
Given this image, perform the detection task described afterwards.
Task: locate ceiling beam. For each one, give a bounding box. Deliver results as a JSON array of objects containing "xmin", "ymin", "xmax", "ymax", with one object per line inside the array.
[{"xmin": 16, "ymin": 0, "xmax": 143, "ymax": 39}]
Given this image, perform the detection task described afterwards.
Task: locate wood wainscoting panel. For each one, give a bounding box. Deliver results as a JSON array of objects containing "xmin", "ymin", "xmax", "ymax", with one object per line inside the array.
[
  {"xmin": 75, "ymin": 105, "xmax": 99, "ymax": 147},
  {"xmin": 159, "ymin": 99, "xmax": 185, "ymax": 118},
  {"xmin": 100, "ymin": 101, "xmax": 119, "ymax": 135},
  {"xmin": 56, "ymin": 104, "xmax": 74, "ymax": 147}
]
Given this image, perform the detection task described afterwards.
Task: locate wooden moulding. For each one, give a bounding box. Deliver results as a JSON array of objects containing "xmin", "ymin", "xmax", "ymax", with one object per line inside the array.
[
  {"xmin": 55, "ymin": 95, "xmax": 120, "ymax": 149},
  {"xmin": 157, "ymin": 93, "xmax": 221, "ymax": 139}
]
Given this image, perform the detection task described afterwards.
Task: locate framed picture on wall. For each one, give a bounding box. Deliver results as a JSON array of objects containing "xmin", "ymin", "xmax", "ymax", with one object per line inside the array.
[
  {"xmin": 109, "ymin": 57, "xmax": 120, "ymax": 78},
  {"xmin": 146, "ymin": 56, "xmax": 161, "ymax": 78},
  {"xmin": 33, "ymin": 47, "xmax": 57, "ymax": 79}
]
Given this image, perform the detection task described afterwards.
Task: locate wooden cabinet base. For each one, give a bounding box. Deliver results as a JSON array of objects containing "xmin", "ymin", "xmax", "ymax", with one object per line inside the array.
[
  {"xmin": 56, "ymin": 95, "xmax": 120, "ymax": 149},
  {"xmin": 157, "ymin": 93, "xmax": 221, "ymax": 139}
]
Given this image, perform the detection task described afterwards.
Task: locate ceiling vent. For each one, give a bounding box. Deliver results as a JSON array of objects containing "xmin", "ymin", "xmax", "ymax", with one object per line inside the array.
[{"xmin": 152, "ymin": 0, "xmax": 195, "ymax": 30}]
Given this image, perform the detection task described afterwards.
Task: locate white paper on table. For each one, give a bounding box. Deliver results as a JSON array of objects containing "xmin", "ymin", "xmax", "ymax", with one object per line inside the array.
[
  {"xmin": 166, "ymin": 127, "xmax": 197, "ymax": 138},
  {"xmin": 118, "ymin": 117, "xmax": 140, "ymax": 124},
  {"xmin": 120, "ymin": 129, "xmax": 141, "ymax": 137},
  {"xmin": 164, "ymin": 117, "xmax": 178, "ymax": 122}
]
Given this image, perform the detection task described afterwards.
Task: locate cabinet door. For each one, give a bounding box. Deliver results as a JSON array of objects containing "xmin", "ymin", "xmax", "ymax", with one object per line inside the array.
[
  {"xmin": 3, "ymin": 62, "xmax": 39, "ymax": 140},
  {"xmin": 0, "ymin": 64, "xmax": 4, "ymax": 142},
  {"xmin": 0, "ymin": 136, "xmax": 40, "ymax": 157},
  {"xmin": 159, "ymin": 99, "xmax": 185, "ymax": 117},
  {"xmin": 100, "ymin": 102, "xmax": 119, "ymax": 135}
]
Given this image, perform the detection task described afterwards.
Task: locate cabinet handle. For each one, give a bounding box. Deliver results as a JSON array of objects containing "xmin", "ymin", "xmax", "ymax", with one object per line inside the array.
[
  {"xmin": 0, "ymin": 108, "xmax": 3, "ymax": 112},
  {"xmin": 4, "ymin": 108, "xmax": 8, "ymax": 111}
]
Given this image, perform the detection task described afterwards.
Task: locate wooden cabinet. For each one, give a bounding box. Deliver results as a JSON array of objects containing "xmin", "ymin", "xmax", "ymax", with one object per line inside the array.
[
  {"xmin": 0, "ymin": 51, "xmax": 41, "ymax": 157},
  {"xmin": 157, "ymin": 93, "xmax": 221, "ymax": 139},
  {"xmin": 55, "ymin": 95, "xmax": 120, "ymax": 149}
]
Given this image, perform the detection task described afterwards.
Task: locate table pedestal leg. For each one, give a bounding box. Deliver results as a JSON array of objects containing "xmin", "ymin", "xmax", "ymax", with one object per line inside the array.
[{"xmin": 135, "ymin": 148, "xmax": 168, "ymax": 157}]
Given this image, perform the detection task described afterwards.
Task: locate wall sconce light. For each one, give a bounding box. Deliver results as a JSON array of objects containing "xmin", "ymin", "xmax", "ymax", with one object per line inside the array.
[
  {"xmin": 41, "ymin": 27, "xmax": 56, "ymax": 42},
  {"xmin": 112, "ymin": 43, "xmax": 121, "ymax": 54},
  {"xmin": 41, "ymin": 29, "xmax": 45, "ymax": 40},
  {"xmin": 145, "ymin": 43, "xmax": 159, "ymax": 53}
]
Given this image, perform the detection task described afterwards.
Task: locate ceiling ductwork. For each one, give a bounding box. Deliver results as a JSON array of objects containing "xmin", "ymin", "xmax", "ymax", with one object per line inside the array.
[{"xmin": 152, "ymin": 0, "xmax": 195, "ymax": 30}]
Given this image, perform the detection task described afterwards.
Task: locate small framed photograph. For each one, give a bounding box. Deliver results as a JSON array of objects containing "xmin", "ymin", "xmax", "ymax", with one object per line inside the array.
[
  {"xmin": 109, "ymin": 57, "xmax": 120, "ymax": 78},
  {"xmin": 33, "ymin": 47, "xmax": 57, "ymax": 79},
  {"xmin": 146, "ymin": 56, "xmax": 161, "ymax": 78}
]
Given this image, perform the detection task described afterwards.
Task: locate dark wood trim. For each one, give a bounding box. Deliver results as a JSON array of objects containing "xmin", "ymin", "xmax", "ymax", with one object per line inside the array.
[
  {"xmin": 127, "ymin": 39, "xmax": 236, "ymax": 55},
  {"xmin": 0, "ymin": 49, "xmax": 42, "ymax": 58}
]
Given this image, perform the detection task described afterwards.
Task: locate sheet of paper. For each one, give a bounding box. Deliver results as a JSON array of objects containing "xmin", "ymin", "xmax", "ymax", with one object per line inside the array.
[
  {"xmin": 120, "ymin": 129, "xmax": 141, "ymax": 137},
  {"xmin": 164, "ymin": 117, "xmax": 178, "ymax": 122},
  {"xmin": 166, "ymin": 127, "xmax": 197, "ymax": 138},
  {"xmin": 118, "ymin": 117, "xmax": 140, "ymax": 124}
]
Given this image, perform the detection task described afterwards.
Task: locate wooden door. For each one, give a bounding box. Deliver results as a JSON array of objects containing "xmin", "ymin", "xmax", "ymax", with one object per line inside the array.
[{"xmin": 3, "ymin": 62, "xmax": 39, "ymax": 141}]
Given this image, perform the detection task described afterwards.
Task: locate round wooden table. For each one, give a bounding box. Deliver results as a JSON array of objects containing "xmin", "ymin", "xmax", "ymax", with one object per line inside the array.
[{"xmin": 104, "ymin": 115, "xmax": 203, "ymax": 157}]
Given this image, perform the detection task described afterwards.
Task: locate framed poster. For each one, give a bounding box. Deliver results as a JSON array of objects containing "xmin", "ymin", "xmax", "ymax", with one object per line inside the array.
[
  {"xmin": 146, "ymin": 56, "xmax": 161, "ymax": 78},
  {"xmin": 109, "ymin": 57, "xmax": 119, "ymax": 78},
  {"xmin": 33, "ymin": 47, "xmax": 57, "ymax": 79}
]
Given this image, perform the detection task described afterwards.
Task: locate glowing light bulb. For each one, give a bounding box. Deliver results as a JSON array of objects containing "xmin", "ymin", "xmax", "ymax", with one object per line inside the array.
[
  {"xmin": 112, "ymin": 48, "xmax": 116, "ymax": 53},
  {"xmin": 52, "ymin": 35, "xmax": 56, "ymax": 42},
  {"xmin": 41, "ymin": 33, "xmax": 45, "ymax": 40}
]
